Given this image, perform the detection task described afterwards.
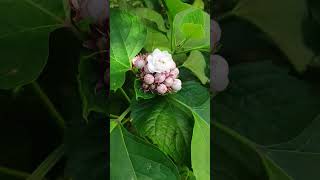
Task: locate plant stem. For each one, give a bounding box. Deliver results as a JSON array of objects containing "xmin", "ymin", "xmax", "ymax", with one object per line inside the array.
[
  {"xmin": 117, "ymin": 107, "xmax": 131, "ymax": 123},
  {"xmin": 122, "ymin": 117, "xmax": 132, "ymax": 125},
  {"xmin": 31, "ymin": 82, "xmax": 66, "ymax": 132},
  {"xmin": 110, "ymin": 114, "xmax": 120, "ymax": 118},
  {"xmin": 0, "ymin": 166, "xmax": 30, "ymax": 179},
  {"xmin": 120, "ymin": 87, "xmax": 131, "ymax": 103}
]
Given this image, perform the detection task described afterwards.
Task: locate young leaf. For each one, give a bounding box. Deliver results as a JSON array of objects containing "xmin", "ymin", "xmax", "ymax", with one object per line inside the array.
[
  {"xmin": 0, "ymin": 0, "xmax": 65, "ymax": 89},
  {"xmin": 172, "ymin": 8, "xmax": 210, "ymax": 53},
  {"xmin": 110, "ymin": 10, "xmax": 147, "ymax": 91},
  {"xmin": 110, "ymin": 124, "xmax": 180, "ymax": 180},
  {"xmin": 163, "ymin": 0, "xmax": 190, "ymax": 20},
  {"xmin": 233, "ymin": 0, "xmax": 315, "ymax": 72},
  {"xmin": 133, "ymin": 8, "xmax": 167, "ymax": 32},
  {"xmin": 182, "ymin": 50, "xmax": 209, "ymax": 84},
  {"xmin": 144, "ymin": 28, "xmax": 171, "ymax": 52}
]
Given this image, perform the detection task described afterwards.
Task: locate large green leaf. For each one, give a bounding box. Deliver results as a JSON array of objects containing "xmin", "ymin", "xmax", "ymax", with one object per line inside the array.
[
  {"xmin": 213, "ymin": 61, "xmax": 320, "ymax": 145},
  {"xmin": 232, "ymin": 0, "xmax": 315, "ymax": 72},
  {"xmin": 131, "ymin": 81, "xmax": 209, "ymax": 166},
  {"xmin": 172, "ymin": 8, "xmax": 210, "ymax": 53},
  {"xmin": 172, "ymin": 81, "xmax": 210, "ymax": 179},
  {"xmin": 182, "ymin": 50, "xmax": 209, "ymax": 84},
  {"xmin": 0, "ymin": 0, "xmax": 65, "ymax": 89},
  {"xmin": 110, "ymin": 10, "xmax": 147, "ymax": 91},
  {"xmin": 110, "ymin": 124, "xmax": 180, "ymax": 180},
  {"xmin": 213, "ymin": 61, "xmax": 320, "ymax": 179}
]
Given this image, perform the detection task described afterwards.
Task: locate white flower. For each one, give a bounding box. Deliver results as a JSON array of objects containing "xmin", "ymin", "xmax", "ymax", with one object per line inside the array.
[
  {"xmin": 157, "ymin": 84, "xmax": 168, "ymax": 94},
  {"xmin": 171, "ymin": 79, "xmax": 182, "ymax": 92},
  {"xmin": 147, "ymin": 49, "xmax": 176, "ymax": 73},
  {"xmin": 144, "ymin": 74, "xmax": 154, "ymax": 85}
]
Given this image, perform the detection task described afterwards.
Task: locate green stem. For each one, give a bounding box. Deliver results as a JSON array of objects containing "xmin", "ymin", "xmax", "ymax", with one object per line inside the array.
[
  {"xmin": 31, "ymin": 82, "xmax": 66, "ymax": 132},
  {"xmin": 0, "ymin": 166, "xmax": 29, "ymax": 179},
  {"xmin": 110, "ymin": 114, "xmax": 120, "ymax": 118},
  {"xmin": 122, "ymin": 117, "xmax": 132, "ymax": 125},
  {"xmin": 120, "ymin": 87, "xmax": 131, "ymax": 103},
  {"xmin": 117, "ymin": 107, "xmax": 131, "ymax": 123}
]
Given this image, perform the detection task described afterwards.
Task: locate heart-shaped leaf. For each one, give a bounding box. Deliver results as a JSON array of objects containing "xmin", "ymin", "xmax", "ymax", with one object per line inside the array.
[
  {"xmin": 131, "ymin": 81, "xmax": 210, "ymax": 168},
  {"xmin": 0, "ymin": 0, "xmax": 65, "ymax": 89},
  {"xmin": 110, "ymin": 10, "xmax": 147, "ymax": 91}
]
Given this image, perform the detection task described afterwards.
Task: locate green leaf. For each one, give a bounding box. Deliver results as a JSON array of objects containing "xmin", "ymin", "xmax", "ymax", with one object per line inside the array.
[
  {"xmin": 27, "ymin": 144, "xmax": 65, "ymax": 180},
  {"xmin": 110, "ymin": 10, "xmax": 147, "ymax": 91},
  {"xmin": 134, "ymin": 79, "xmax": 156, "ymax": 100},
  {"xmin": 172, "ymin": 8, "xmax": 210, "ymax": 53},
  {"xmin": 191, "ymin": 113, "xmax": 210, "ymax": 179},
  {"xmin": 0, "ymin": 0, "xmax": 65, "ymax": 89},
  {"xmin": 133, "ymin": 8, "xmax": 167, "ymax": 32},
  {"xmin": 144, "ymin": 28, "xmax": 171, "ymax": 52},
  {"xmin": 213, "ymin": 61, "xmax": 320, "ymax": 145},
  {"xmin": 212, "ymin": 122, "xmax": 269, "ymax": 180},
  {"xmin": 182, "ymin": 50, "xmax": 209, "ymax": 84},
  {"xmin": 192, "ymin": 0, "xmax": 204, "ymax": 9},
  {"xmin": 163, "ymin": 0, "xmax": 190, "ymax": 20},
  {"xmin": 131, "ymin": 81, "xmax": 209, "ymax": 165},
  {"xmin": 233, "ymin": 0, "xmax": 315, "ymax": 72},
  {"xmin": 171, "ymin": 81, "xmax": 210, "ymax": 179},
  {"xmin": 110, "ymin": 125, "xmax": 180, "ymax": 180},
  {"xmin": 213, "ymin": 61, "xmax": 320, "ymax": 179},
  {"xmin": 78, "ymin": 53, "xmax": 109, "ymax": 120}
]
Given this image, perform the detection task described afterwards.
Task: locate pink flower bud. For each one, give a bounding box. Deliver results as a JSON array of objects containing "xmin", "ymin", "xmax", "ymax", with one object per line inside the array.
[
  {"xmin": 170, "ymin": 68, "xmax": 179, "ymax": 79},
  {"xmin": 164, "ymin": 77, "xmax": 174, "ymax": 87},
  {"xmin": 157, "ymin": 84, "xmax": 168, "ymax": 94},
  {"xmin": 154, "ymin": 73, "xmax": 166, "ymax": 83},
  {"xmin": 144, "ymin": 65, "xmax": 152, "ymax": 74},
  {"xmin": 132, "ymin": 56, "xmax": 145, "ymax": 69},
  {"xmin": 144, "ymin": 74, "xmax": 154, "ymax": 84},
  {"xmin": 172, "ymin": 79, "xmax": 182, "ymax": 92},
  {"xmin": 142, "ymin": 83, "xmax": 149, "ymax": 90},
  {"xmin": 150, "ymin": 84, "xmax": 156, "ymax": 90}
]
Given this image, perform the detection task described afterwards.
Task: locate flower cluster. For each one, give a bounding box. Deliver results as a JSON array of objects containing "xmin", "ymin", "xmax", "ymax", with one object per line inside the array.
[
  {"xmin": 211, "ymin": 19, "xmax": 229, "ymax": 92},
  {"xmin": 132, "ymin": 49, "xmax": 182, "ymax": 95}
]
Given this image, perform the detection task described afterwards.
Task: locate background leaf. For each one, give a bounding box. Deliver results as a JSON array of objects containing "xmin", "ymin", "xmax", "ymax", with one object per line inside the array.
[
  {"xmin": 110, "ymin": 10, "xmax": 147, "ymax": 91},
  {"xmin": 233, "ymin": 0, "xmax": 315, "ymax": 72},
  {"xmin": 0, "ymin": 0, "xmax": 65, "ymax": 89},
  {"xmin": 133, "ymin": 8, "xmax": 167, "ymax": 32}
]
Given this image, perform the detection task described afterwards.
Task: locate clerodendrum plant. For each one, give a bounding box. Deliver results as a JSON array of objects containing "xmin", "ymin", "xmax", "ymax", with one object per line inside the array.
[{"xmin": 110, "ymin": 0, "xmax": 210, "ymax": 179}]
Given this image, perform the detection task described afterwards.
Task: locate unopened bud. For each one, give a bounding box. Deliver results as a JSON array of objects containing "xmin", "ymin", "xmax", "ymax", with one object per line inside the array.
[
  {"xmin": 157, "ymin": 84, "xmax": 168, "ymax": 94},
  {"xmin": 172, "ymin": 79, "xmax": 182, "ymax": 92},
  {"xmin": 144, "ymin": 74, "xmax": 155, "ymax": 84}
]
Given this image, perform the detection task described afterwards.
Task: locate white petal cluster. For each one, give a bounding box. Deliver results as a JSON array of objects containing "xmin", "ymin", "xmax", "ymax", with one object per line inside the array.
[
  {"xmin": 132, "ymin": 49, "xmax": 182, "ymax": 95},
  {"xmin": 211, "ymin": 19, "xmax": 229, "ymax": 92}
]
